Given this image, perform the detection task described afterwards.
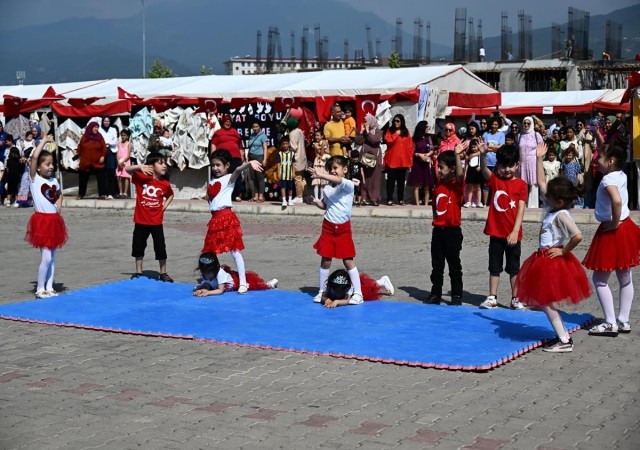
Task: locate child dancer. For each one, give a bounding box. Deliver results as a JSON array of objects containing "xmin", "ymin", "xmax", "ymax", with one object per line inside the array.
[
  {"xmin": 193, "ymin": 252, "xmax": 278, "ymax": 297},
  {"xmin": 126, "ymin": 152, "xmax": 174, "ymax": 281},
  {"xmin": 25, "ymin": 136, "xmax": 68, "ymax": 298},
  {"xmin": 203, "ymin": 149, "xmax": 263, "ymax": 294},
  {"xmin": 427, "ymin": 142, "xmax": 467, "ymax": 305},
  {"xmin": 308, "ymin": 155, "xmax": 363, "ymax": 303},
  {"xmin": 115, "ymin": 129, "xmax": 131, "ymax": 198},
  {"xmin": 515, "ymin": 142, "xmax": 592, "ymax": 352},
  {"xmin": 582, "ymin": 145, "xmax": 640, "ymax": 336},
  {"xmin": 349, "ymin": 149, "xmax": 363, "ymax": 206},
  {"xmin": 317, "ymin": 269, "xmax": 394, "ymax": 308},
  {"xmin": 478, "ymin": 142, "xmax": 528, "ymax": 310}
]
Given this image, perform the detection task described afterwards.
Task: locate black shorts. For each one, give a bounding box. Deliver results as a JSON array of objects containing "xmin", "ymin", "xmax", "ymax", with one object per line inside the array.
[
  {"xmin": 131, "ymin": 223, "xmax": 167, "ymax": 260},
  {"xmin": 488, "ymin": 236, "xmax": 521, "ymax": 276}
]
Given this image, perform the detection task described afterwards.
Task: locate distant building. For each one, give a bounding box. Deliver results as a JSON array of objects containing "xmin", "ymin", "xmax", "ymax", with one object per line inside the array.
[
  {"xmin": 464, "ymin": 58, "xmax": 640, "ymax": 92},
  {"xmin": 224, "ymin": 57, "xmax": 379, "ymax": 75}
]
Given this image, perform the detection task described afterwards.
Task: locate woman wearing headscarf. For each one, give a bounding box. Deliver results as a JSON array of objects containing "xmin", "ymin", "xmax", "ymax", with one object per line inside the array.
[
  {"xmin": 383, "ymin": 114, "xmax": 413, "ymax": 205},
  {"xmin": 75, "ymin": 121, "xmax": 107, "ymax": 200},
  {"xmin": 99, "ymin": 117, "xmax": 119, "ymax": 199},
  {"xmin": 210, "ymin": 114, "xmax": 245, "ymax": 201},
  {"xmin": 355, "ymin": 114, "xmax": 383, "ymax": 206},
  {"xmin": 517, "ymin": 116, "xmax": 543, "ymax": 207}
]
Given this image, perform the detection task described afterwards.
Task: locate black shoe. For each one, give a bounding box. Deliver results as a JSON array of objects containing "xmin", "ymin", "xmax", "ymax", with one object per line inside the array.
[
  {"xmin": 426, "ymin": 294, "xmax": 442, "ymax": 305},
  {"xmin": 159, "ymin": 273, "xmax": 174, "ymax": 283},
  {"xmin": 451, "ymin": 295, "xmax": 463, "ymax": 306},
  {"xmin": 131, "ymin": 273, "xmax": 143, "ymax": 279}
]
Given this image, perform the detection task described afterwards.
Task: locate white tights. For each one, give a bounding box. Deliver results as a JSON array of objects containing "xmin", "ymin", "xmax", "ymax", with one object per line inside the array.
[
  {"xmin": 592, "ymin": 270, "xmax": 634, "ymax": 324},
  {"xmin": 542, "ymin": 305, "xmax": 569, "ymax": 343},
  {"xmin": 231, "ymin": 250, "xmax": 247, "ymax": 286},
  {"xmin": 37, "ymin": 248, "xmax": 56, "ymax": 292},
  {"xmin": 314, "ymin": 186, "xmax": 323, "ymax": 201}
]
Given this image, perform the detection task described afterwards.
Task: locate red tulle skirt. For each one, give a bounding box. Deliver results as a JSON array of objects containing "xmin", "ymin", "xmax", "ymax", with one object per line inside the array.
[
  {"xmin": 222, "ymin": 265, "xmax": 271, "ymax": 291},
  {"xmin": 360, "ymin": 274, "xmax": 382, "ymax": 301},
  {"xmin": 25, "ymin": 212, "xmax": 68, "ymax": 249},
  {"xmin": 313, "ymin": 219, "xmax": 356, "ymax": 259},
  {"xmin": 202, "ymin": 208, "xmax": 245, "ymax": 254},
  {"xmin": 582, "ymin": 218, "xmax": 640, "ymax": 271},
  {"xmin": 516, "ymin": 248, "xmax": 592, "ymax": 306}
]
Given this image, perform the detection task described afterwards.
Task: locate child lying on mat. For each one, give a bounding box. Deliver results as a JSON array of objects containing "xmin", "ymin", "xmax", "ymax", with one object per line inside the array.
[
  {"xmin": 315, "ymin": 269, "xmax": 394, "ymax": 308},
  {"xmin": 193, "ymin": 252, "xmax": 278, "ymax": 297}
]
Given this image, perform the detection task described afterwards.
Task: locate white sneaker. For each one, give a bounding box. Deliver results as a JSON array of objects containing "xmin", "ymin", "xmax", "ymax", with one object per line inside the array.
[
  {"xmin": 292, "ymin": 197, "xmax": 303, "ymax": 204},
  {"xmin": 510, "ymin": 297, "xmax": 527, "ymax": 310},
  {"xmin": 266, "ymin": 278, "xmax": 278, "ymax": 289},
  {"xmin": 379, "ymin": 275, "xmax": 394, "ymax": 296},
  {"xmin": 351, "ymin": 292, "xmax": 364, "ymax": 304},
  {"xmin": 12, "ymin": 202, "xmax": 19, "ymax": 208},
  {"xmin": 480, "ymin": 295, "xmax": 498, "ymax": 309},
  {"xmin": 476, "ymin": 202, "xmax": 484, "ymax": 208},
  {"xmin": 471, "ymin": 203, "xmax": 477, "ymax": 208},
  {"xmin": 281, "ymin": 199, "xmax": 287, "ymax": 207},
  {"xmin": 313, "ymin": 291, "xmax": 324, "ymax": 303},
  {"xmin": 46, "ymin": 289, "xmax": 59, "ymax": 297},
  {"xmin": 238, "ymin": 283, "xmax": 249, "ymax": 294},
  {"xmin": 106, "ymin": 195, "xmax": 114, "ymax": 200},
  {"xmin": 35, "ymin": 289, "xmax": 51, "ymax": 299},
  {"xmin": 288, "ymin": 199, "xmax": 294, "ymax": 206},
  {"xmin": 463, "ymin": 202, "xmax": 472, "ymax": 208}
]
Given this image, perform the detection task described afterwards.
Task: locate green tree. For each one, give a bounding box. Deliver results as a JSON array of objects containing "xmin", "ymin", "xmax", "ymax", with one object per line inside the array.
[
  {"xmin": 147, "ymin": 59, "xmax": 174, "ymax": 78},
  {"xmin": 550, "ymin": 77, "xmax": 566, "ymax": 92},
  {"xmin": 200, "ymin": 65, "xmax": 213, "ymax": 75},
  {"xmin": 388, "ymin": 52, "xmax": 400, "ymax": 69}
]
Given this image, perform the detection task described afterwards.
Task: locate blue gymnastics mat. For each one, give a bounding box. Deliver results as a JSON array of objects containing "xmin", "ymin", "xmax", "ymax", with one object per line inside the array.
[{"xmin": 0, "ymin": 278, "xmax": 594, "ymax": 371}]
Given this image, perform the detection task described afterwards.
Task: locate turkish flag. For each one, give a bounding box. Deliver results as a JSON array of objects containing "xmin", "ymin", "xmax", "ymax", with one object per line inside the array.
[
  {"xmin": 149, "ymin": 97, "xmax": 180, "ymax": 113},
  {"xmin": 194, "ymin": 97, "xmax": 223, "ymax": 114},
  {"xmin": 274, "ymin": 96, "xmax": 300, "ymax": 113},
  {"xmin": 67, "ymin": 97, "xmax": 101, "ymax": 108},
  {"xmin": 355, "ymin": 94, "xmax": 380, "ymax": 127},
  {"xmin": 117, "ymin": 87, "xmax": 142, "ymax": 100},
  {"xmin": 230, "ymin": 97, "xmax": 251, "ymax": 109},
  {"xmin": 3, "ymin": 95, "xmax": 26, "ymax": 117},
  {"xmin": 42, "ymin": 86, "xmax": 65, "ymax": 100},
  {"xmin": 315, "ymin": 96, "xmax": 337, "ymax": 123}
]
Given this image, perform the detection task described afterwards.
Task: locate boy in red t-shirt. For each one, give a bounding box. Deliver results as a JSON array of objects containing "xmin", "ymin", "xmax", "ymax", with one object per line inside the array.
[
  {"xmin": 478, "ymin": 143, "xmax": 528, "ymax": 310},
  {"xmin": 125, "ymin": 152, "xmax": 174, "ymax": 282},
  {"xmin": 427, "ymin": 143, "xmax": 467, "ymax": 305}
]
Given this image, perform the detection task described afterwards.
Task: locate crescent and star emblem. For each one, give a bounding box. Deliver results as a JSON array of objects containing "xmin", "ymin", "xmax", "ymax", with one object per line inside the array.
[
  {"xmin": 361, "ymin": 100, "xmax": 376, "ymax": 113},
  {"xmin": 493, "ymin": 190, "xmax": 516, "ymax": 212},
  {"xmin": 434, "ymin": 193, "xmax": 449, "ymax": 216}
]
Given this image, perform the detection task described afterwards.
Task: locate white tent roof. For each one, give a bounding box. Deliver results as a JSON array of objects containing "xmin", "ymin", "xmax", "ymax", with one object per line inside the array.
[{"xmin": 1, "ymin": 65, "xmax": 500, "ymax": 107}]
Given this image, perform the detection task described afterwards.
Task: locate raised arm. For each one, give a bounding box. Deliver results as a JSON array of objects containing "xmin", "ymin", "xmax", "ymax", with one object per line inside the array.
[
  {"xmin": 29, "ymin": 135, "xmax": 53, "ymax": 179},
  {"xmin": 454, "ymin": 140, "xmax": 469, "ymax": 182},
  {"xmin": 535, "ymin": 141, "xmax": 548, "ymax": 196},
  {"xmin": 478, "ymin": 139, "xmax": 493, "ymax": 181}
]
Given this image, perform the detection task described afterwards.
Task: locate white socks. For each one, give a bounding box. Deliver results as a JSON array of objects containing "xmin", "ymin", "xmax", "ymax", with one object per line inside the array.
[
  {"xmin": 37, "ymin": 248, "xmax": 56, "ymax": 292},
  {"xmin": 348, "ymin": 267, "xmax": 362, "ymax": 295},
  {"xmin": 231, "ymin": 250, "xmax": 246, "ymax": 286},
  {"xmin": 617, "ymin": 270, "xmax": 634, "ymax": 324},
  {"xmin": 319, "ymin": 268, "xmax": 329, "ymax": 293},
  {"xmin": 543, "ymin": 305, "xmax": 570, "ymax": 343}
]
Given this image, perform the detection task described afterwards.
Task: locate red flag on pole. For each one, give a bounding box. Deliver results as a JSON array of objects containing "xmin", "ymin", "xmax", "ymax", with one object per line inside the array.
[
  {"xmin": 117, "ymin": 87, "xmax": 142, "ymax": 100},
  {"xmin": 3, "ymin": 95, "xmax": 26, "ymax": 117},
  {"xmin": 274, "ymin": 96, "xmax": 300, "ymax": 113},
  {"xmin": 42, "ymin": 86, "xmax": 65, "ymax": 100},
  {"xmin": 355, "ymin": 94, "xmax": 380, "ymax": 128},
  {"xmin": 315, "ymin": 96, "xmax": 337, "ymax": 123}
]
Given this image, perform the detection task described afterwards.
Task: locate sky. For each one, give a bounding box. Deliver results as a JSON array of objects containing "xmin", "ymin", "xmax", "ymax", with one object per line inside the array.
[{"xmin": 3, "ymin": 0, "xmax": 636, "ymax": 42}]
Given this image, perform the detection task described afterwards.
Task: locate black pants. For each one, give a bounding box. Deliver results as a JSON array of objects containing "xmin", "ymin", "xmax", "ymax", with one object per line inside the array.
[
  {"xmin": 131, "ymin": 223, "xmax": 167, "ymax": 260},
  {"xmin": 386, "ymin": 167, "xmax": 408, "ymax": 203},
  {"xmin": 488, "ymin": 236, "xmax": 521, "ymax": 276},
  {"xmin": 430, "ymin": 226, "xmax": 463, "ymax": 297},
  {"xmin": 104, "ymin": 167, "xmax": 117, "ymax": 197},
  {"xmin": 78, "ymin": 168, "xmax": 106, "ymax": 197},
  {"xmin": 230, "ymin": 157, "xmax": 244, "ymax": 200},
  {"xmin": 247, "ymin": 154, "xmax": 265, "ymax": 197}
]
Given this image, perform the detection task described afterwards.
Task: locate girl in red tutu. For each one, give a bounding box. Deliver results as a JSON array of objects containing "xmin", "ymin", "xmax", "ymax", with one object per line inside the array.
[
  {"xmin": 315, "ymin": 269, "xmax": 394, "ymax": 308},
  {"xmin": 24, "ymin": 136, "xmax": 68, "ymax": 299},
  {"xmin": 582, "ymin": 145, "xmax": 640, "ymax": 337},
  {"xmin": 308, "ymin": 155, "xmax": 364, "ymax": 303},
  {"xmin": 203, "ymin": 149, "xmax": 263, "ymax": 294},
  {"xmin": 515, "ymin": 142, "xmax": 592, "ymax": 352},
  {"xmin": 193, "ymin": 252, "xmax": 277, "ymax": 297}
]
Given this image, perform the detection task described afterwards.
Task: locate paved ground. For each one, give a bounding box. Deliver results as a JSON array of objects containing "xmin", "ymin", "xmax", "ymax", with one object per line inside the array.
[{"xmin": 1, "ymin": 203, "xmax": 638, "ymax": 450}]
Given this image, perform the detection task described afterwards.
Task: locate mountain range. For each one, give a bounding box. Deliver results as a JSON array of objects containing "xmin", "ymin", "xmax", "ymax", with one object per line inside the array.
[{"xmin": 1, "ymin": 0, "xmax": 638, "ymax": 86}]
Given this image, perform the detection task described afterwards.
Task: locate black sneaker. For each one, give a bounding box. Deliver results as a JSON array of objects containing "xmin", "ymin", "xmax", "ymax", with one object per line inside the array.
[
  {"xmin": 451, "ymin": 295, "xmax": 463, "ymax": 306},
  {"xmin": 159, "ymin": 273, "xmax": 174, "ymax": 283},
  {"xmin": 131, "ymin": 273, "xmax": 143, "ymax": 279},
  {"xmin": 426, "ymin": 294, "xmax": 442, "ymax": 305},
  {"xmin": 542, "ymin": 337, "xmax": 574, "ymax": 353}
]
